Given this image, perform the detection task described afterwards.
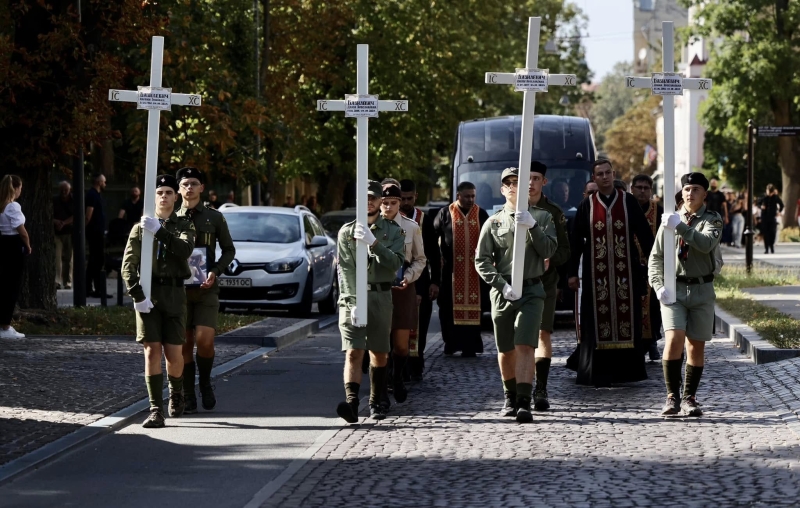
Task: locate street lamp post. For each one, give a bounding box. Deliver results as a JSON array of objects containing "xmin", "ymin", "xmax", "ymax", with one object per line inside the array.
[{"xmin": 743, "ymin": 119, "xmax": 755, "ymax": 274}]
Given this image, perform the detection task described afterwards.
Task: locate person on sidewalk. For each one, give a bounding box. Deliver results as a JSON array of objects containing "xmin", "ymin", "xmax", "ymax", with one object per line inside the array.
[
  {"xmin": 648, "ymin": 172, "xmax": 722, "ymax": 418},
  {"xmin": 527, "ymin": 162, "xmax": 570, "ymax": 411},
  {"xmin": 475, "ymin": 166, "xmax": 557, "ymax": 423},
  {"xmin": 336, "ymin": 181, "xmax": 405, "ymax": 423},
  {"xmin": 0, "ymin": 175, "xmax": 32, "ymax": 340},
  {"xmin": 760, "ymin": 184, "xmax": 784, "ymax": 254},
  {"xmin": 631, "ymin": 174, "xmax": 664, "ymax": 363},
  {"xmin": 433, "ymin": 182, "xmax": 490, "ymax": 356},
  {"xmin": 381, "ymin": 183, "xmax": 426, "ymax": 405},
  {"xmin": 53, "ymin": 181, "xmax": 74, "ymax": 289},
  {"xmin": 118, "ymin": 186, "xmax": 144, "ymax": 232},
  {"xmin": 85, "ymin": 174, "xmax": 110, "ymax": 298},
  {"xmin": 122, "ymin": 175, "xmax": 196, "ymax": 428},
  {"xmin": 176, "ymin": 167, "xmax": 236, "ymax": 414}
]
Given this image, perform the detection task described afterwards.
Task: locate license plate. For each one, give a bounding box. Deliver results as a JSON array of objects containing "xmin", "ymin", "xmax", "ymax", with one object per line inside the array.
[{"xmin": 218, "ymin": 278, "xmax": 252, "ymax": 287}]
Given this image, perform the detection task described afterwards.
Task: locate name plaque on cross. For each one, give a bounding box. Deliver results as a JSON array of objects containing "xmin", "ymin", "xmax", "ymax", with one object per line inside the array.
[
  {"xmin": 514, "ymin": 68, "xmax": 549, "ymax": 92},
  {"xmin": 651, "ymin": 73, "xmax": 684, "ymax": 96},
  {"xmin": 345, "ymin": 95, "xmax": 380, "ymax": 118},
  {"xmin": 137, "ymin": 86, "xmax": 173, "ymax": 110}
]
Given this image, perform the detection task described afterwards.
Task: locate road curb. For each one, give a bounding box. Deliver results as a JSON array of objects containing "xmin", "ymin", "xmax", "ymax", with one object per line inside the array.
[
  {"xmin": 715, "ymin": 305, "xmax": 800, "ymax": 364},
  {"xmin": 0, "ymin": 315, "xmax": 322, "ymax": 486},
  {"xmin": 216, "ymin": 318, "xmax": 319, "ymax": 348}
]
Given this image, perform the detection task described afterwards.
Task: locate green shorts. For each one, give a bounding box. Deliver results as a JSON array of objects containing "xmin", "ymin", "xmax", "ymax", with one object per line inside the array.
[
  {"xmin": 540, "ymin": 280, "xmax": 558, "ymax": 333},
  {"xmin": 136, "ymin": 286, "xmax": 187, "ymax": 345},
  {"xmin": 339, "ymin": 290, "xmax": 393, "ymax": 353},
  {"xmin": 186, "ymin": 287, "xmax": 219, "ymax": 330},
  {"xmin": 660, "ymin": 281, "xmax": 716, "ymax": 341},
  {"xmin": 490, "ymin": 282, "xmax": 546, "ymax": 353}
]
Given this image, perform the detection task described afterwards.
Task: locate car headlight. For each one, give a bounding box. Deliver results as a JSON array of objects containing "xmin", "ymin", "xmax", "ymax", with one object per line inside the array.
[{"xmin": 265, "ymin": 257, "xmax": 304, "ymax": 273}]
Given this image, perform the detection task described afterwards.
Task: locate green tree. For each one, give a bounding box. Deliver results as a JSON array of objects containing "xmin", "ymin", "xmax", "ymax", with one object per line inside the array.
[
  {"xmin": 682, "ymin": 0, "xmax": 800, "ymax": 227},
  {"xmin": 590, "ymin": 62, "xmax": 637, "ymax": 150},
  {"xmin": 603, "ymin": 95, "xmax": 660, "ymax": 182}
]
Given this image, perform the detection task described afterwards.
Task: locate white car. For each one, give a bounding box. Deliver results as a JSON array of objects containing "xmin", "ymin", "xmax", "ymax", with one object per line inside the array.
[{"xmin": 217, "ymin": 206, "xmax": 338, "ymax": 316}]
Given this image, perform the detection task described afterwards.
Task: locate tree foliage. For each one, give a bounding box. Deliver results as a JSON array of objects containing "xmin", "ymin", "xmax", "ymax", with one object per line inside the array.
[
  {"xmin": 603, "ymin": 95, "xmax": 660, "ymax": 182},
  {"xmin": 681, "ymin": 0, "xmax": 800, "ymax": 226},
  {"xmin": 590, "ymin": 62, "xmax": 637, "ymax": 151}
]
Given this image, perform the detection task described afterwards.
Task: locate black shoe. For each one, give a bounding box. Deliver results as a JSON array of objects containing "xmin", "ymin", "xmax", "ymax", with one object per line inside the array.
[
  {"xmin": 393, "ymin": 381, "xmax": 408, "ymax": 403},
  {"xmin": 168, "ymin": 391, "xmax": 185, "ymax": 417},
  {"xmin": 516, "ymin": 398, "xmax": 533, "ymax": 423},
  {"xmin": 142, "ymin": 408, "xmax": 166, "ymax": 428},
  {"xmin": 184, "ymin": 394, "xmax": 198, "ymax": 414},
  {"xmin": 336, "ymin": 400, "xmax": 359, "ymax": 423},
  {"xmin": 533, "ymin": 389, "xmax": 550, "ymax": 411},
  {"xmin": 461, "ymin": 351, "xmax": 477, "ymax": 358},
  {"xmin": 369, "ymin": 404, "xmax": 386, "ymax": 420},
  {"xmin": 500, "ymin": 394, "xmax": 517, "ymax": 417},
  {"xmin": 661, "ymin": 395, "xmax": 681, "ymax": 416},
  {"xmin": 648, "ymin": 342, "xmax": 661, "ymax": 362},
  {"xmin": 681, "ymin": 396, "xmax": 703, "ymax": 417},
  {"xmin": 199, "ymin": 383, "xmax": 216, "ymax": 411}
]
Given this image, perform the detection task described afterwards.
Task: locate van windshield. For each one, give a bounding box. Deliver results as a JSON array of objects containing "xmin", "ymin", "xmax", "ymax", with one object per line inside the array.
[{"xmin": 459, "ymin": 166, "xmax": 591, "ymax": 215}]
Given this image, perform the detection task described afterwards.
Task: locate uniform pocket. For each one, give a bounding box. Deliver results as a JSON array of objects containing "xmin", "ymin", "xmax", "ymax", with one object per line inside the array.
[{"xmin": 491, "ymin": 227, "xmax": 513, "ymax": 249}]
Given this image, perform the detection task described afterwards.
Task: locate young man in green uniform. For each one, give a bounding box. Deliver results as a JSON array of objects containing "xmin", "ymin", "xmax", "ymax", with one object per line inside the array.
[
  {"xmin": 648, "ymin": 172, "xmax": 722, "ymax": 417},
  {"xmin": 175, "ymin": 167, "xmax": 236, "ymax": 413},
  {"xmin": 475, "ymin": 167, "xmax": 558, "ymax": 423},
  {"xmin": 122, "ymin": 175, "xmax": 196, "ymax": 428},
  {"xmin": 527, "ymin": 162, "xmax": 570, "ymax": 411},
  {"xmin": 336, "ymin": 181, "xmax": 405, "ymax": 423}
]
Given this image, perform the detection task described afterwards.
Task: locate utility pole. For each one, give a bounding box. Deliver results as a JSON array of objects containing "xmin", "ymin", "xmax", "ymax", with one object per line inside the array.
[{"xmin": 72, "ymin": 0, "xmax": 86, "ymax": 307}]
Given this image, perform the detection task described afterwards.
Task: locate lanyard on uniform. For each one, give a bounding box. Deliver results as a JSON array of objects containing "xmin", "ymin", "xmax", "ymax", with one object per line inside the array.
[
  {"xmin": 678, "ymin": 213, "xmax": 696, "ymax": 261},
  {"xmin": 155, "ymin": 218, "xmax": 166, "ymax": 260}
]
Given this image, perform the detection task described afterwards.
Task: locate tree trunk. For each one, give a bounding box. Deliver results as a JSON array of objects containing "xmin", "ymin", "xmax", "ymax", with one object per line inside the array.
[
  {"xmin": 773, "ymin": 100, "xmax": 800, "ymax": 228},
  {"xmin": 18, "ymin": 167, "xmax": 58, "ymax": 312}
]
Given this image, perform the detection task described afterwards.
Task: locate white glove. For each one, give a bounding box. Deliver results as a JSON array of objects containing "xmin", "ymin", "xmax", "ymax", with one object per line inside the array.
[
  {"xmin": 350, "ymin": 306, "xmax": 365, "ymax": 327},
  {"xmin": 656, "ymin": 287, "xmax": 670, "ymax": 304},
  {"xmin": 662, "ymin": 213, "xmax": 681, "ymax": 230},
  {"xmin": 141, "ymin": 216, "xmax": 161, "ymax": 234},
  {"xmin": 134, "ymin": 298, "xmax": 154, "ymax": 313},
  {"xmin": 353, "ymin": 222, "xmax": 376, "ymax": 246},
  {"xmin": 515, "ymin": 211, "xmax": 537, "ymax": 230},
  {"xmin": 502, "ymin": 283, "xmax": 520, "ymax": 302}
]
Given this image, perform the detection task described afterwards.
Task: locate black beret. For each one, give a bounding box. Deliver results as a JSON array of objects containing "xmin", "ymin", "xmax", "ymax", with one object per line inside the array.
[
  {"xmin": 155, "ymin": 174, "xmax": 179, "ymax": 192},
  {"xmin": 175, "ymin": 166, "xmax": 204, "ymax": 184},
  {"xmin": 382, "ymin": 184, "xmax": 402, "ymax": 199},
  {"xmin": 530, "ymin": 161, "xmax": 547, "ymax": 176},
  {"xmin": 680, "ymin": 172, "xmax": 709, "ymax": 191}
]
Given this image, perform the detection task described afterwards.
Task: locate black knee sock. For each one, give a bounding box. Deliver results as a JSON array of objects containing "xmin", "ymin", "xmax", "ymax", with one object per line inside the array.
[
  {"xmin": 167, "ymin": 375, "xmax": 183, "ymax": 395},
  {"xmin": 534, "ymin": 357, "xmax": 551, "ymax": 391},
  {"xmin": 196, "ymin": 354, "xmax": 214, "ymax": 386},
  {"xmin": 392, "ymin": 353, "xmax": 408, "ymax": 384},
  {"xmin": 345, "ymin": 382, "xmax": 360, "ymax": 403},
  {"xmin": 369, "ymin": 365, "xmax": 387, "ymax": 405},
  {"xmin": 516, "ymin": 382, "xmax": 533, "ymax": 402},
  {"xmin": 183, "ymin": 362, "xmax": 196, "ymax": 397},
  {"xmin": 662, "ymin": 359, "xmax": 683, "ymax": 397},
  {"xmin": 503, "ymin": 378, "xmax": 517, "ymax": 398},
  {"xmin": 683, "ymin": 364, "xmax": 704, "ymax": 399},
  {"xmin": 145, "ymin": 373, "xmax": 164, "ymax": 411}
]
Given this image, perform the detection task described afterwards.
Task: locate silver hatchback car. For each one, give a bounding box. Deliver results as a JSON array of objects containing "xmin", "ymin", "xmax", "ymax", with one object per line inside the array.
[{"xmin": 217, "ymin": 206, "xmax": 338, "ymax": 316}]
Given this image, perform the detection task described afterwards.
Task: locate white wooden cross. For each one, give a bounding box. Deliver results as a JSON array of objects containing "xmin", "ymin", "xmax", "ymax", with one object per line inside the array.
[
  {"xmin": 625, "ymin": 21, "xmax": 712, "ymax": 305},
  {"xmin": 316, "ymin": 44, "xmax": 409, "ymax": 326},
  {"xmin": 108, "ymin": 36, "xmax": 202, "ymax": 299},
  {"xmin": 485, "ymin": 17, "xmax": 577, "ymax": 295}
]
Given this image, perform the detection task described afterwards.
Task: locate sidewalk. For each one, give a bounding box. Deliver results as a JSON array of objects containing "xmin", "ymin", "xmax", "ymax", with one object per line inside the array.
[
  {"xmin": 0, "ymin": 316, "xmax": 313, "ymax": 467},
  {"xmin": 719, "ymin": 242, "xmax": 800, "ymax": 270},
  {"xmin": 57, "ymin": 276, "xmax": 132, "ymax": 308}
]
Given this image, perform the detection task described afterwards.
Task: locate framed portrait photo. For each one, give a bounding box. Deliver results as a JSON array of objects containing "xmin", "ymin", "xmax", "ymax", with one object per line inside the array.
[{"xmin": 186, "ymin": 247, "xmax": 210, "ymax": 287}]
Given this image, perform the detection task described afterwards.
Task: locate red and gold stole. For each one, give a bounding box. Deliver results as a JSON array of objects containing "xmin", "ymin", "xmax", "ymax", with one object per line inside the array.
[
  {"xmin": 589, "ymin": 189, "xmax": 635, "ymax": 349},
  {"xmin": 450, "ymin": 203, "xmax": 481, "ymax": 325},
  {"xmin": 635, "ymin": 202, "xmax": 658, "ymax": 339}
]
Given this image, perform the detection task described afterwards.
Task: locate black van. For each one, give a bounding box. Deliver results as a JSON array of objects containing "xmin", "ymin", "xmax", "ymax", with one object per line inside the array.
[{"xmin": 451, "ymin": 115, "xmax": 597, "ymax": 217}]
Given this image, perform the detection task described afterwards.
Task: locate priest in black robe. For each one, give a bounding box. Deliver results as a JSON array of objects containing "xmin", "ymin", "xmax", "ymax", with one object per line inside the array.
[{"xmin": 567, "ymin": 160, "xmax": 655, "ymax": 387}]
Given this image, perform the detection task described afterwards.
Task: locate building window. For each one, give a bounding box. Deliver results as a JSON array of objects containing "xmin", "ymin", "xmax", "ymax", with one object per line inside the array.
[{"xmin": 637, "ymin": 0, "xmax": 654, "ymax": 11}]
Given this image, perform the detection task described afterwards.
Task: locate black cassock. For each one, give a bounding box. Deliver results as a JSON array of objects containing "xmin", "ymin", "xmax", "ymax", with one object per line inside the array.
[
  {"xmin": 566, "ymin": 191, "xmax": 655, "ymax": 387},
  {"xmin": 433, "ymin": 205, "xmax": 490, "ymax": 355}
]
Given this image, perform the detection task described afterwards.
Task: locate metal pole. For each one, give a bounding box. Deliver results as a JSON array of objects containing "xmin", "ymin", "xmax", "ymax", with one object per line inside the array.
[
  {"xmin": 72, "ymin": 150, "xmax": 86, "ymax": 307},
  {"xmin": 251, "ymin": 0, "xmax": 261, "ymax": 206},
  {"xmin": 744, "ymin": 119, "xmax": 755, "ymax": 274}
]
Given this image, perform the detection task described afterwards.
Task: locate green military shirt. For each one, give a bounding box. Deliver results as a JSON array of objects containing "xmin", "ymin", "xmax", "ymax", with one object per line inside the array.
[
  {"xmin": 648, "ymin": 204, "xmax": 722, "ymax": 291},
  {"xmin": 122, "ymin": 213, "xmax": 196, "ymax": 302},
  {"xmin": 531, "ymin": 194, "xmax": 570, "ymax": 288},
  {"xmin": 475, "ymin": 205, "xmax": 558, "ymax": 291},
  {"xmin": 337, "ymin": 216, "xmax": 405, "ymax": 307},
  {"xmin": 177, "ymin": 201, "xmax": 236, "ymax": 288}
]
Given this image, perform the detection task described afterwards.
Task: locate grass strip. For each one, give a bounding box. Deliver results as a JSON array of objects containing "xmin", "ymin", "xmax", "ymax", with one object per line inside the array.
[{"xmin": 14, "ymin": 306, "xmax": 264, "ymax": 336}]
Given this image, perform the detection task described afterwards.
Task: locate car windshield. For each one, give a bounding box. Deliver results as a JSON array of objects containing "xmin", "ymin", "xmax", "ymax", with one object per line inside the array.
[
  {"xmin": 459, "ymin": 166, "xmax": 591, "ymax": 214},
  {"xmin": 224, "ymin": 213, "xmax": 301, "ymax": 243}
]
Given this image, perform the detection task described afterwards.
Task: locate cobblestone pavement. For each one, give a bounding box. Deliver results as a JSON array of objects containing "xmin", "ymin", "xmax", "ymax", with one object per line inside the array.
[
  {"xmin": 0, "ymin": 336, "xmax": 256, "ymax": 466},
  {"xmin": 264, "ymin": 328, "xmax": 800, "ymax": 508}
]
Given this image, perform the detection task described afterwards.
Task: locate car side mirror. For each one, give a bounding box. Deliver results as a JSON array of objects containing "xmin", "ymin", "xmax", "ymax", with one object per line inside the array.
[{"xmin": 308, "ymin": 235, "xmax": 328, "ymax": 248}]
